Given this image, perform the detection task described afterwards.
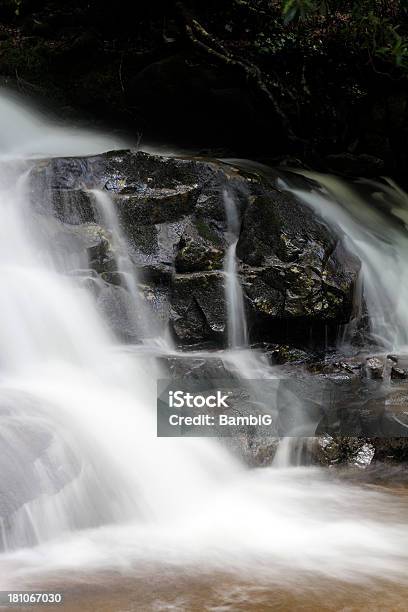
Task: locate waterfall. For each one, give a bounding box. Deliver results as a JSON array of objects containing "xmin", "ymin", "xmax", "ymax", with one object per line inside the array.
[
  {"xmin": 223, "ymin": 190, "xmax": 248, "ymax": 349},
  {"xmin": 0, "ymin": 89, "xmax": 407, "ymax": 590},
  {"xmin": 282, "ymin": 173, "xmax": 408, "ymax": 352},
  {"xmin": 89, "ymin": 189, "xmax": 163, "ymax": 345},
  {"xmin": 0, "ymin": 159, "xmax": 238, "ymax": 550},
  {"xmin": 0, "ymin": 94, "xmax": 237, "ymax": 553}
]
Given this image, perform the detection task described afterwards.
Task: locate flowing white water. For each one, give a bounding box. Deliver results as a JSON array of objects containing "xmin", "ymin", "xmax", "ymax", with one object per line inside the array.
[
  {"xmin": 281, "ymin": 173, "xmax": 408, "ymax": 352},
  {"xmin": 0, "ymin": 164, "xmax": 239, "ymax": 549},
  {"xmin": 0, "ymin": 90, "xmax": 128, "ymax": 159},
  {"xmin": 223, "ymin": 190, "xmax": 248, "ymax": 349},
  {"xmin": 88, "ymin": 189, "xmax": 163, "ymax": 345},
  {"xmin": 0, "ymin": 89, "xmax": 407, "ymax": 591}
]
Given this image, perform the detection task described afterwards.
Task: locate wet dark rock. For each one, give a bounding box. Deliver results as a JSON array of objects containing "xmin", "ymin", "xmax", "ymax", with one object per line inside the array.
[
  {"xmin": 175, "ymin": 234, "xmax": 224, "ymax": 272},
  {"xmin": 365, "ymin": 357, "xmax": 384, "ymax": 379},
  {"xmin": 195, "ymin": 193, "xmax": 227, "ymax": 222},
  {"xmin": 137, "ymin": 261, "xmax": 173, "ymax": 285},
  {"xmin": 100, "ymin": 271, "xmax": 125, "ymax": 287},
  {"xmin": 373, "ymin": 438, "xmax": 408, "ymax": 462},
  {"xmin": 175, "ymin": 218, "xmax": 225, "ymax": 273},
  {"xmin": 242, "ymin": 267, "xmax": 285, "ymax": 320},
  {"xmin": 313, "ymin": 436, "xmax": 375, "ymax": 468},
  {"xmin": 274, "ymin": 433, "xmax": 408, "ymax": 469},
  {"xmin": 161, "ymin": 349, "xmax": 408, "ymax": 467},
  {"xmin": 226, "ymin": 436, "xmax": 280, "ymax": 468},
  {"xmin": 391, "ymin": 366, "xmax": 408, "ymax": 380},
  {"xmin": 338, "ymin": 360, "xmax": 363, "ymax": 374},
  {"xmin": 140, "ymin": 285, "xmax": 170, "ymax": 331},
  {"xmin": 262, "ymin": 344, "xmax": 312, "ymax": 365},
  {"xmin": 30, "ymin": 156, "xmax": 105, "ymax": 191},
  {"xmin": 163, "ymin": 355, "xmax": 232, "ymax": 381},
  {"xmin": 170, "ymin": 271, "xmax": 226, "ymax": 345},
  {"xmin": 42, "ymin": 189, "xmax": 96, "ymax": 224},
  {"xmin": 87, "ymin": 234, "xmax": 116, "ymax": 275},
  {"xmin": 32, "ymin": 150, "xmax": 361, "ymax": 348},
  {"xmin": 387, "ymin": 354, "xmax": 399, "ymax": 364},
  {"xmin": 105, "ymin": 150, "xmax": 222, "ymax": 194},
  {"xmin": 114, "ymin": 184, "xmax": 199, "ymax": 226},
  {"xmin": 237, "ymin": 190, "xmax": 360, "ymax": 336}
]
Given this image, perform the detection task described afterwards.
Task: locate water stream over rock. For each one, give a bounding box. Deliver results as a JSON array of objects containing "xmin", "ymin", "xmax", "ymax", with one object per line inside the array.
[
  {"xmin": 0, "ymin": 89, "xmax": 407, "ymax": 602},
  {"xmin": 223, "ymin": 190, "xmax": 249, "ymax": 350},
  {"xmin": 282, "ymin": 173, "xmax": 408, "ymax": 352}
]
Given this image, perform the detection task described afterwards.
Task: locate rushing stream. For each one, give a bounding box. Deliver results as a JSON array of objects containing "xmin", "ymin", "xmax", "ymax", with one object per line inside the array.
[
  {"xmin": 281, "ymin": 173, "xmax": 408, "ymax": 352},
  {"xmin": 0, "ymin": 89, "xmax": 407, "ymax": 609}
]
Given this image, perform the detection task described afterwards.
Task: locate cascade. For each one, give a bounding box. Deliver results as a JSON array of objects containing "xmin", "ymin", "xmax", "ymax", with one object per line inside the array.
[
  {"xmin": 0, "ymin": 89, "xmax": 407, "ymax": 591},
  {"xmin": 223, "ymin": 190, "xmax": 249, "ymax": 350},
  {"xmin": 282, "ymin": 173, "xmax": 408, "ymax": 352}
]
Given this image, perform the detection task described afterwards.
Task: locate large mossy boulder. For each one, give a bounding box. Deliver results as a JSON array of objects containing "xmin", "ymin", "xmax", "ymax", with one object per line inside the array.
[{"xmin": 30, "ymin": 150, "xmax": 360, "ymax": 347}]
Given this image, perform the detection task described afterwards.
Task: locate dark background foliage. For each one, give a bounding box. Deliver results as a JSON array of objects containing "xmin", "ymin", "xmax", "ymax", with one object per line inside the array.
[{"xmin": 0, "ymin": 0, "xmax": 407, "ymax": 180}]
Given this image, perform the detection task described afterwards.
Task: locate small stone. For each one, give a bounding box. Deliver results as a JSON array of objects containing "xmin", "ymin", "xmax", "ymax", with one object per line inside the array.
[
  {"xmin": 340, "ymin": 361, "xmax": 362, "ymax": 373},
  {"xmin": 387, "ymin": 354, "xmax": 399, "ymax": 363},
  {"xmin": 391, "ymin": 366, "xmax": 408, "ymax": 380},
  {"xmin": 365, "ymin": 357, "xmax": 384, "ymax": 379},
  {"xmin": 353, "ymin": 443, "xmax": 375, "ymax": 468}
]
